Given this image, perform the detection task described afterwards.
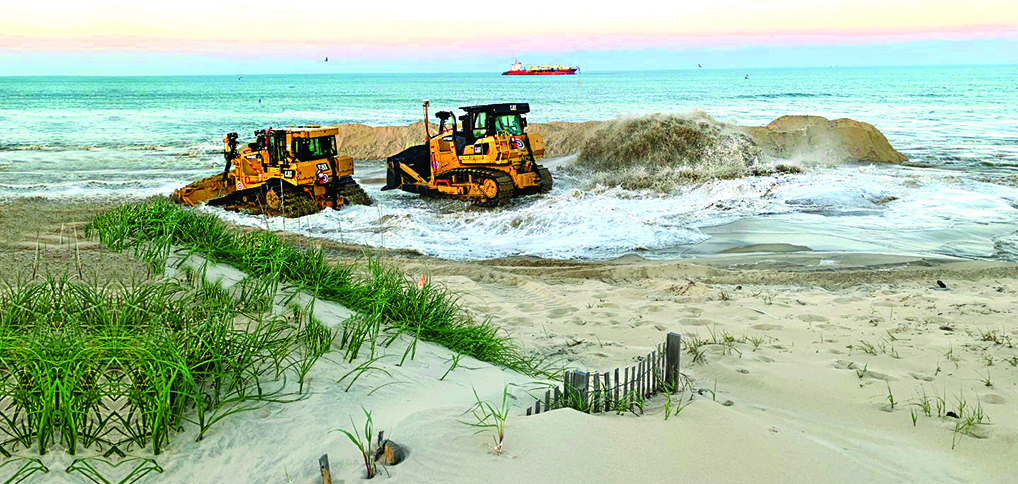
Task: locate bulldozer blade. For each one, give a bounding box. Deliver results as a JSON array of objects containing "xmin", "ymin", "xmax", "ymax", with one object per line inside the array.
[{"xmin": 173, "ymin": 172, "xmax": 235, "ymax": 207}]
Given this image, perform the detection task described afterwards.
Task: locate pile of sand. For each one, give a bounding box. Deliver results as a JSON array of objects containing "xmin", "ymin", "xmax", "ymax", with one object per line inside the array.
[
  {"xmin": 331, "ymin": 114, "xmax": 908, "ymax": 169},
  {"xmin": 744, "ymin": 115, "xmax": 908, "ymax": 164},
  {"xmin": 333, "ymin": 121, "xmax": 436, "ymax": 160}
]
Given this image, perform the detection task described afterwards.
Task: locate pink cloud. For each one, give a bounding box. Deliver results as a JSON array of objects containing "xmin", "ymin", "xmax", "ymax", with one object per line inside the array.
[{"xmin": 2, "ymin": 23, "xmax": 1014, "ymax": 58}]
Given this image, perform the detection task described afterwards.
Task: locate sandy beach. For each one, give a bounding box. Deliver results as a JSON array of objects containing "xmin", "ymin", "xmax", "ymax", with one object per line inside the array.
[{"xmin": 2, "ymin": 199, "xmax": 1016, "ymax": 483}]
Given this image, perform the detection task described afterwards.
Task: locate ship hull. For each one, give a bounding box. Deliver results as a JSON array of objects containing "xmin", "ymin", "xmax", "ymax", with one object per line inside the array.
[{"xmin": 502, "ymin": 69, "xmax": 578, "ymax": 76}]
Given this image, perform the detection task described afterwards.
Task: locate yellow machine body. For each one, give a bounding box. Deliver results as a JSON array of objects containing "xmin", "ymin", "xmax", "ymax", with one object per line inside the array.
[
  {"xmin": 383, "ymin": 102, "xmax": 552, "ymax": 206},
  {"xmin": 172, "ymin": 126, "xmax": 369, "ymax": 216}
]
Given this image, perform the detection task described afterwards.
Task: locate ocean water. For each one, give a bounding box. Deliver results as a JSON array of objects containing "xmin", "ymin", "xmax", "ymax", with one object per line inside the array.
[{"xmin": 2, "ymin": 66, "xmax": 1017, "ymax": 261}]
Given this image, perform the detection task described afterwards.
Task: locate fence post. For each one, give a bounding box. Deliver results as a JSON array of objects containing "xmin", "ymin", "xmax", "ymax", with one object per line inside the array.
[
  {"xmin": 638, "ymin": 361, "xmax": 645, "ymax": 398},
  {"xmin": 623, "ymin": 367, "xmax": 629, "ymax": 399},
  {"xmin": 650, "ymin": 351, "xmax": 656, "ymax": 393},
  {"xmin": 666, "ymin": 332, "xmax": 681, "ymax": 393},
  {"xmin": 614, "ymin": 368, "xmax": 620, "ymax": 406},
  {"xmin": 578, "ymin": 371, "xmax": 590, "ymax": 412},
  {"xmin": 319, "ymin": 454, "xmax": 333, "ymax": 484},
  {"xmin": 598, "ymin": 372, "xmax": 606, "ymax": 411},
  {"xmin": 564, "ymin": 370, "xmax": 575, "ymax": 408},
  {"xmin": 565, "ymin": 370, "xmax": 586, "ymax": 411},
  {"xmin": 592, "ymin": 373, "xmax": 601, "ymax": 413}
]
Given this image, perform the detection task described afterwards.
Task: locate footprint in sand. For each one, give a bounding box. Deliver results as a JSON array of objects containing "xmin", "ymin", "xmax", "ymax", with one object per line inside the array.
[
  {"xmin": 816, "ymin": 323, "xmax": 849, "ymax": 331},
  {"xmin": 833, "ymin": 297, "xmax": 861, "ymax": 304},
  {"xmin": 860, "ymin": 369, "xmax": 896, "ymax": 381},
  {"xmin": 751, "ymin": 324, "xmax": 783, "ymax": 331},
  {"xmin": 757, "ymin": 355, "xmax": 775, "ymax": 363},
  {"xmin": 643, "ymin": 305, "xmax": 666, "ymax": 313},
  {"xmin": 680, "ymin": 318, "xmax": 714, "ymax": 326},
  {"xmin": 547, "ymin": 307, "xmax": 577, "ymax": 318},
  {"xmin": 832, "ymin": 360, "xmax": 895, "ymax": 380},
  {"xmin": 683, "ymin": 307, "xmax": 704, "ymax": 316},
  {"xmin": 798, "ymin": 314, "xmax": 829, "ymax": 322},
  {"xmin": 831, "ymin": 360, "xmax": 856, "ymax": 370},
  {"xmin": 908, "ymin": 372, "xmax": 935, "ymax": 382},
  {"xmin": 517, "ymin": 303, "xmax": 539, "ymax": 313},
  {"xmin": 981, "ymin": 394, "xmax": 1007, "ymax": 405}
]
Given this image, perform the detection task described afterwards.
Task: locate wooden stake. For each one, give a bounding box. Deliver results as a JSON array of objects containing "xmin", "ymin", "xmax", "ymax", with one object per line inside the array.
[
  {"xmin": 319, "ymin": 454, "xmax": 333, "ymax": 484},
  {"xmin": 666, "ymin": 333, "xmax": 681, "ymax": 393}
]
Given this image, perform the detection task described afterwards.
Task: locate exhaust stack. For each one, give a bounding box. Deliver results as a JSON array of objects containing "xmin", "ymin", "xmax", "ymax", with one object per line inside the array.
[{"xmin": 422, "ymin": 99, "xmax": 430, "ymax": 142}]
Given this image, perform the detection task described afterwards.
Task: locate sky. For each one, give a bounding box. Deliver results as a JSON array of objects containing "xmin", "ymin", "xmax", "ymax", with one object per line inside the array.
[{"xmin": 1, "ymin": 0, "xmax": 1015, "ymax": 75}]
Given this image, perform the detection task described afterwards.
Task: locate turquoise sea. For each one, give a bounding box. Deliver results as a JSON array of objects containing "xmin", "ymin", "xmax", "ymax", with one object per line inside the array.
[{"xmin": 2, "ymin": 66, "xmax": 1017, "ymax": 260}]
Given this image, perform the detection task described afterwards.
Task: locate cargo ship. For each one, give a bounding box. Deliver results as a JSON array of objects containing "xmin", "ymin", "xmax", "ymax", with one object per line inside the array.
[{"xmin": 502, "ymin": 60, "xmax": 579, "ymax": 76}]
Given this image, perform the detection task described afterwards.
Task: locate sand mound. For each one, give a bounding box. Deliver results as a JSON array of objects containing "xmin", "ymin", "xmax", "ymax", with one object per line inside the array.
[
  {"xmin": 526, "ymin": 121, "xmax": 604, "ymax": 158},
  {"xmin": 334, "ymin": 121, "xmax": 436, "ymax": 160},
  {"xmin": 743, "ymin": 115, "xmax": 908, "ymax": 164},
  {"xmin": 329, "ymin": 114, "xmax": 907, "ymax": 175}
]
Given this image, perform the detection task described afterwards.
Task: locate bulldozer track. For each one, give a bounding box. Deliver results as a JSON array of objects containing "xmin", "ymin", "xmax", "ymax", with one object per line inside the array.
[
  {"xmin": 335, "ymin": 176, "xmax": 373, "ymax": 206},
  {"xmin": 438, "ymin": 168, "xmax": 514, "ymax": 207},
  {"xmin": 207, "ymin": 175, "xmax": 372, "ymax": 217},
  {"xmin": 536, "ymin": 165, "xmax": 553, "ymax": 194}
]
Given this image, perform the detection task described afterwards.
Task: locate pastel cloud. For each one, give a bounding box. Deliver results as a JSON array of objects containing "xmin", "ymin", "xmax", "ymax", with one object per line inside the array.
[
  {"xmin": 1, "ymin": 0, "xmax": 1015, "ymax": 74},
  {"xmin": 3, "ymin": 0, "xmax": 1016, "ymax": 53}
]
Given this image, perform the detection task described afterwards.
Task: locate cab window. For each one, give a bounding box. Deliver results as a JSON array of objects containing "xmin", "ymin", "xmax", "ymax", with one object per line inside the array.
[
  {"xmin": 267, "ymin": 132, "xmax": 288, "ymax": 165},
  {"xmin": 292, "ymin": 136, "xmax": 337, "ymax": 162},
  {"xmin": 494, "ymin": 115, "xmax": 524, "ymax": 136},
  {"xmin": 472, "ymin": 112, "xmax": 487, "ymax": 139}
]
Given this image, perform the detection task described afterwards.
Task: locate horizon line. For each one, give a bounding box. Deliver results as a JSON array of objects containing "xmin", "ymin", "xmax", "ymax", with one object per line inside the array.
[{"xmin": 1, "ymin": 62, "xmax": 1014, "ymax": 78}]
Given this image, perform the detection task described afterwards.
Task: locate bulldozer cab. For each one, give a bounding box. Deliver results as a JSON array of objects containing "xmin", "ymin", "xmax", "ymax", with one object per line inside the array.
[
  {"xmin": 249, "ymin": 128, "xmax": 338, "ymax": 167},
  {"xmin": 458, "ymin": 103, "xmax": 530, "ymax": 145}
]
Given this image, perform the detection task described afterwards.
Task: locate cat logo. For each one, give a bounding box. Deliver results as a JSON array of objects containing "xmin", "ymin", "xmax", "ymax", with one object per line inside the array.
[
  {"xmin": 316, "ymin": 163, "xmax": 330, "ymax": 171},
  {"xmin": 509, "ymin": 104, "xmax": 517, "ymax": 111},
  {"xmin": 283, "ymin": 170, "xmax": 295, "ymax": 178}
]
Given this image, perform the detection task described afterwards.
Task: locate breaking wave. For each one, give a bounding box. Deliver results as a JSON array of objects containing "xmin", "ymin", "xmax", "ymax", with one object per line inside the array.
[
  {"xmin": 0, "ymin": 143, "xmax": 178, "ymax": 152},
  {"xmin": 567, "ymin": 113, "xmax": 799, "ymax": 192}
]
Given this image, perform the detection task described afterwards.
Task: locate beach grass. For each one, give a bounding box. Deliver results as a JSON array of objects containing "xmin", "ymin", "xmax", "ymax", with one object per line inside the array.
[
  {"xmin": 83, "ymin": 199, "xmax": 548, "ymax": 377},
  {"xmin": 462, "ymin": 386, "xmax": 510, "ymax": 456},
  {"xmin": 332, "ymin": 407, "xmax": 377, "ymax": 479},
  {"xmin": 0, "ymin": 272, "xmax": 327, "ymax": 457}
]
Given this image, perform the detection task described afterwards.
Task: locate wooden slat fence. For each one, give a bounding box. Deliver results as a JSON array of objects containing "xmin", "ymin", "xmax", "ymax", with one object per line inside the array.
[{"xmin": 526, "ymin": 333, "xmax": 681, "ymax": 416}]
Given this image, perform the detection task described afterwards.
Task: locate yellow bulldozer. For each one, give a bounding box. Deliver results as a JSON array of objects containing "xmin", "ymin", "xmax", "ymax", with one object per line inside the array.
[
  {"xmin": 382, "ymin": 101, "xmax": 552, "ymax": 206},
  {"xmin": 171, "ymin": 125, "xmax": 371, "ymax": 216}
]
